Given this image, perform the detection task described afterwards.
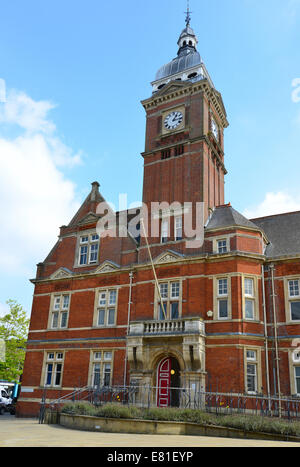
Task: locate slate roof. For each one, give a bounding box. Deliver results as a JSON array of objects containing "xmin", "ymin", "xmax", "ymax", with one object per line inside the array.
[
  {"xmin": 206, "ymin": 205, "xmax": 260, "ymax": 231},
  {"xmin": 251, "ymin": 211, "xmax": 300, "ymax": 258},
  {"xmin": 206, "ymin": 204, "xmax": 300, "ymax": 259}
]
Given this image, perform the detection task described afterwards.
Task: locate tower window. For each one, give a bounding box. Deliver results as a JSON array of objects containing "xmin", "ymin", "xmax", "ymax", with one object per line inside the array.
[
  {"xmin": 161, "ymin": 219, "xmax": 169, "ymax": 243},
  {"xmin": 188, "ymin": 72, "xmax": 197, "ymax": 79},
  {"xmin": 161, "ymin": 149, "xmax": 171, "ymax": 160},
  {"xmin": 174, "ymin": 216, "xmax": 183, "ymax": 241},
  {"xmin": 174, "ymin": 145, "xmax": 184, "ymax": 157}
]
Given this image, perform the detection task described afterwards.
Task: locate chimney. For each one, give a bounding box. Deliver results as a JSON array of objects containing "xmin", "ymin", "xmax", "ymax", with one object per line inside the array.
[{"xmin": 91, "ymin": 181, "xmax": 100, "ymax": 201}]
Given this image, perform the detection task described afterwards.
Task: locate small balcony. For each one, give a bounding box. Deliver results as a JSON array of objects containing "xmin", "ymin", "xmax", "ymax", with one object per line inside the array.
[{"xmin": 128, "ymin": 318, "xmax": 205, "ymax": 337}]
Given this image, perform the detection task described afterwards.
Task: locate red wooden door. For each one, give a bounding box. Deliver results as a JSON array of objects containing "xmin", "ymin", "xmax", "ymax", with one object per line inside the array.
[{"xmin": 157, "ymin": 357, "xmax": 171, "ymax": 407}]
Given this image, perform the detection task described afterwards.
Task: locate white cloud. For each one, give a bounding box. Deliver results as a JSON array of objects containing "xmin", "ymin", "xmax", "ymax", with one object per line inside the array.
[
  {"xmin": 0, "ymin": 89, "xmax": 56, "ymax": 134},
  {"xmin": 0, "ymin": 80, "xmax": 82, "ymax": 276},
  {"xmin": 243, "ymin": 191, "xmax": 300, "ymax": 219}
]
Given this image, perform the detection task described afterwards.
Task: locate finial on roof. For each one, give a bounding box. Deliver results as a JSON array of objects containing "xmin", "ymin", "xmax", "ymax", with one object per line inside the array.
[{"xmin": 185, "ymin": 0, "xmax": 192, "ymax": 27}]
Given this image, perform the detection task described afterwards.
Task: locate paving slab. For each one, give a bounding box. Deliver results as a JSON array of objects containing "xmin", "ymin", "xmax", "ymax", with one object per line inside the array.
[{"xmin": 0, "ymin": 415, "xmax": 299, "ymax": 448}]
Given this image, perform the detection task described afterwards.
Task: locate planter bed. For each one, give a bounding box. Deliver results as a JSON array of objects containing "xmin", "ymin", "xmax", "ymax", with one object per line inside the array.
[{"xmin": 55, "ymin": 412, "xmax": 300, "ymax": 443}]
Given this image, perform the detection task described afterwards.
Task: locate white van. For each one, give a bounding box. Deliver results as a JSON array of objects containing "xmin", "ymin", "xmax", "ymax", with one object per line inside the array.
[{"xmin": 0, "ymin": 386, "xmax": 12, "ymax": 407}]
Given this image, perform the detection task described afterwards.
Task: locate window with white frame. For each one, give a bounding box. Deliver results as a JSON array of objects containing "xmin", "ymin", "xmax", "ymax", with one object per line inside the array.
[
  {"xmin": 217, "ymin": 278, "xmax": 229, "ymax": 319},
  {"xmin": 156, "ymin": 281, "xmax": 181, "ymax": 320},
  {"xmin": 91, "ymin": 351, "xmax": 113, "ymax": 387},
  {"xmin": 161, "ymin": 219, "xmax": 169, "ymax": 243},
  {"xmin": 217, "ymin": 239, "xmax": 227, "ymax": 254},
  {"xmin": 288, "ymin": 279, "xmax": 300, "ymax": 321},
  {"xmin": 174, "ymin": 216, "xmax": 183, "ymax": 241},
  {"xmin": 78, "ymin": 233, "xmax": 100, "ymax": 266},
  {"xmin": 50, "ymin": 294, "xmax": 70, "ymax": 329},
  {"xmin": 44, "ymin": 352, "xmax": 64, "ymax": 387},
  {"xmin": 244, "ymin": 277, "xmax": 255, "ymax": 320},
  {"xmin": 96, "ymin": 289, "xmax": 117, "ymax": 327},
  {"xmin": 295, "ymin": 367, "xmax": 300, "ymax": 395},
  {"xmin": 246, "ymin": 350, "xmax": 258, "ymax": 394}
]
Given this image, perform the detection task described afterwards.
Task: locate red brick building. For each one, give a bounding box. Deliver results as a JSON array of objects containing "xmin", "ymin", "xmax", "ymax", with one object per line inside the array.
[{"xmin": 17, "ymin": 18, "xmax": 300, "ymax": 417}]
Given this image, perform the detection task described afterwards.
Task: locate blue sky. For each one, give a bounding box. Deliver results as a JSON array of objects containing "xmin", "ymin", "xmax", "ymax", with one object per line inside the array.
[{"xmin": 0, "ymin": 0, "xmax": 300, "ymax": 317}]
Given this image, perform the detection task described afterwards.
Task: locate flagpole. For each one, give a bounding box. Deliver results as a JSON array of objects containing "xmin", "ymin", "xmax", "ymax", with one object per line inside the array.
[{"xmin": 140, "ymin": 217, "xmax": 167, "ymax": 320}]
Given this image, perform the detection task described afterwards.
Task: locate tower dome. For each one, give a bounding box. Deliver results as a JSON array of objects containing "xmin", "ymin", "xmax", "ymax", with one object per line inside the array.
[{"xmin": 152, "ymin": 14, "xmax": 214, "ymax": 93}]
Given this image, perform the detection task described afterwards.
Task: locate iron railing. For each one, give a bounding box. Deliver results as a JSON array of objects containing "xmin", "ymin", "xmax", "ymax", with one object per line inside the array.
[{"xmin": 39, "ymin": 384, "xmax": 300, "ymax": 424}]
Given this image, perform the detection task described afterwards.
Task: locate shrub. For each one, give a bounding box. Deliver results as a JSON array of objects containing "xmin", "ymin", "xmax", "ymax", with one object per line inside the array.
[
  {"xmin": 61, "ymin": 401, "xmax": 96, "ymax": 416},
  {"xmin": 59, "ymin": 402, "xmax": 300, "ymax": 438},
  {"xmin": 94, "ymin": 404, "xmax": 141, "ymax": 420}
]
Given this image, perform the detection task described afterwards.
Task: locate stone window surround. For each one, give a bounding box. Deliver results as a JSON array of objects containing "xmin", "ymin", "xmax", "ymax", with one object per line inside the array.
[
  {"xmin": 40, "ymin": 350, "xmax": 65, "ymax": 388},
  {"xmin": 284, "ymin": 276, "xmax": 300, "ymax": 324},
  {"xmin": 244, "ymin": 346, "xmax": 262, "ymax": 395},
  {"xmin": 73, "ymin": 228, "xmax": 100, "ymax": 269},
  {"xmin": 213, "ymin": 275, "xmax": 232, "ymax": 321},
  {"xmin": 154, "ymin": 278, "xmax": 183, "ymax": 321},
  {"xmin": 241, "ymin": 275, "xmax": 259, "ymax": 322},
  {"xmin": 93, "ymin": 287, "xmax": 120, "ymax": 328},
  {"xmin": 213, "ymin": 236, "xmax": 230, "ymax": 254},
  {"xmin": 87, "ymin": 349, "xmax": 114, "ymax": 388},
  {"xmin": 47, "ymin": 293, "xmax": 71, "ymax": 330},
  {"xmin": 288, "ymin": 348, "xmax": 300, "ymax": 396}
]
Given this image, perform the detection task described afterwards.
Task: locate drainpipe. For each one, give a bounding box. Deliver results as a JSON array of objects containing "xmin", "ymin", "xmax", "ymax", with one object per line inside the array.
[
  {"xmin": 123, "ymin": 271, "xmax": 134, "ymax": 388},
  {"xmin": 261, "ymin": 265, "xmax": 271, "ymax": 411},
  {"xmin": 270, "ymin": 264, "xmax": 281, "ymax": 417}
]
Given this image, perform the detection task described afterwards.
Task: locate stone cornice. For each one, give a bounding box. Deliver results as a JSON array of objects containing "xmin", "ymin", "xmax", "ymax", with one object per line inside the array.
[
  {"xmin": 141, "ymin": 79, "xmax": 229, "ymax": 128},
  {"xmin": 31, "ymin": 250, "xmax": 267, "ymax": 285}
]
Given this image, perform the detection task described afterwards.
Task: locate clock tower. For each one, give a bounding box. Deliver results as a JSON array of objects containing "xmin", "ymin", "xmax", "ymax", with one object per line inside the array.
[{"xmin": 139, "ymin": 14, "xmax": 229, "ymax": 261}]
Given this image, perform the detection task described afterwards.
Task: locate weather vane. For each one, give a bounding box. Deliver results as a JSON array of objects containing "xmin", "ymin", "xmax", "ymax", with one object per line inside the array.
[{"xmin": 185, "ymin": 0, "xmax": 192, "ymax": 26}]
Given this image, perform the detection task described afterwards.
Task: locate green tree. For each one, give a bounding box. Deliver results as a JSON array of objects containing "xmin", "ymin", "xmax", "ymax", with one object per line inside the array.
[{"xmin": 0, "ymin": 300, "xmax": 29, "ymax": 382}]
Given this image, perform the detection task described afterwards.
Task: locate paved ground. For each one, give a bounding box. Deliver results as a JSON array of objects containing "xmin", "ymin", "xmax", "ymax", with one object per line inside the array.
[{"xmin": 0, "ymin": 414, "xmax": 300, "ymax": 448}]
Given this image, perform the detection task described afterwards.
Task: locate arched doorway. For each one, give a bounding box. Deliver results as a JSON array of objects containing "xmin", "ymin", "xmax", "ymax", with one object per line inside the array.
[{"xmin": 156, "ymin": 356, "xmax": 180, "ymax": 407}]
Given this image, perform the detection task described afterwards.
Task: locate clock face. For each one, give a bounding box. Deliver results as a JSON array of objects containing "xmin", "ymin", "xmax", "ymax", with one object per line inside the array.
[
  {"xmin": 211, "ymin": 117, "xmax": 219, "ymax": 140},
  {"xmin": 164, "ymin": 111, "xmax": 183, "ymax": 131}
]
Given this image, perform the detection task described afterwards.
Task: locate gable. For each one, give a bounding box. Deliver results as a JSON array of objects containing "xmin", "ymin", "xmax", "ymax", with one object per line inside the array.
[
  {"xmin": 78, "ymin": 212, "xmax": 100, "ymax": 226},
  {"xmin": 50, "ymin": 268, "xmax": 73, "ymax": 280},
  {"xmin": 95, "ymin": 261, "xmax": 121, "ymax": 274},
  {"xmin": 154, "ymin": 250, "xmax": 185, "ymax": 265}
]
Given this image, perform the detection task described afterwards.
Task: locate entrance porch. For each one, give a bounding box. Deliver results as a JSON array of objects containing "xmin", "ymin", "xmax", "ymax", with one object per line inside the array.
[{"xmin": 126, "ymin": 317, "xmax": 206, "ymax": 407}]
